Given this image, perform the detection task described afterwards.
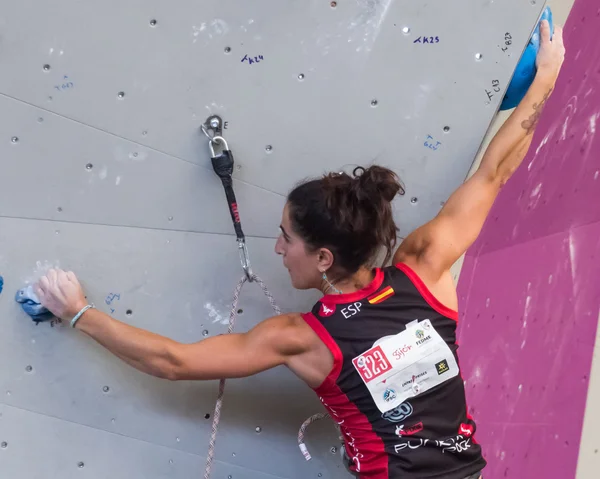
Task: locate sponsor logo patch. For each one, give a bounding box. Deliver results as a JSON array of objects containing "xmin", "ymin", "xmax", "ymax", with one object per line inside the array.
[
  {"xmin": 319, "ymin": 302, "xmax": 336, "ymax": 317},
  {"xmin": 459, "ymin": 423, "xmax": 474, "ymax": 437},
  {"xmin": 383, "ymin": 388, "xmax": 397, "ymax": 403},
  {"xmin": 436, "ymin": 359, "xmax": 450, "ymax": 375},
  {"xmin": 396, "ymin": 422, "xmax": 424, "ymax": 437},
  {"xmin": 382, "ymin": 402, "xmax": 413, "ymax": 423}
]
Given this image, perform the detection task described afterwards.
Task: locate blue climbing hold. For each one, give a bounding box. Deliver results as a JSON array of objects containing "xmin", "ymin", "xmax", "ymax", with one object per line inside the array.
[
  {"xmin": 15, "ymin": 284, "xmax": 54, "ymax": 323},
  {"xmin": 0, "ymin": 275, "xmax": 3, "ymax": 295},
  {"xmin": 500, "ymin": 6, "xmax": 554, "ymax": 111}
]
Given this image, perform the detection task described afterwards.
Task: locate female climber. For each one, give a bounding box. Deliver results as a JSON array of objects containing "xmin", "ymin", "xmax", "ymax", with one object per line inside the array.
[{"xmin": 33, "ymin": 20, "xmax": 564, "ymax": 479}]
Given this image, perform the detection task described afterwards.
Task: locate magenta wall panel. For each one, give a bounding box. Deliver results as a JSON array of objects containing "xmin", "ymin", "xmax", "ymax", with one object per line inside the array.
[{"xmin": 456, "ymin": 1, "xmax": 600, "ymax": 478}]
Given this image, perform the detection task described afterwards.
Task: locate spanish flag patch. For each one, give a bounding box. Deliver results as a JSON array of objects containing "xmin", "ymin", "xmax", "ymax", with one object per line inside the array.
[{"xmin": 367, "ymin": 286, "xmax": 395, "ymax": 304}]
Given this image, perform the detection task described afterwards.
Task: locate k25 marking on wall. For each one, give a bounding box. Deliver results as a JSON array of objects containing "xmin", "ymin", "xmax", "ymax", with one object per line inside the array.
[{"xmin": 414, "ymin": 36, "xmax": 440, "ymax": 44}]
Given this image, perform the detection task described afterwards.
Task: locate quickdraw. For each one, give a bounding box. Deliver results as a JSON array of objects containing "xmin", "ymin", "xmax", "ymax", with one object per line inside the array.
[{"xmin": 202, "ymin": 115, "xmax": 253, "ymax": 281}]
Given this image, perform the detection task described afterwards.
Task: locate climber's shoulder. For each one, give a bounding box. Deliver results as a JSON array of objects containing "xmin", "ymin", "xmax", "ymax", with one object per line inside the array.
[{"xmin": 254, "ymin": 313, "xmax": 334, "ymax": 387}]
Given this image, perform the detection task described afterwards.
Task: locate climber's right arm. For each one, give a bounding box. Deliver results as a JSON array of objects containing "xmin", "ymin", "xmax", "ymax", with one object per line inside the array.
[
  {"xmin": 35, "ymin": 268, "xmax": 323, "ymax": 382},
  {"xmin": 165, "ymin": 314, "xmax": 315, "ymax": 381}
]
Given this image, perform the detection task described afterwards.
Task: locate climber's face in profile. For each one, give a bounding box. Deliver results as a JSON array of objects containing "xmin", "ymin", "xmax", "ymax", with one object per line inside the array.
[{"xmin": 275, "ymin": 203, "xmax": 331, "ymax": 290}]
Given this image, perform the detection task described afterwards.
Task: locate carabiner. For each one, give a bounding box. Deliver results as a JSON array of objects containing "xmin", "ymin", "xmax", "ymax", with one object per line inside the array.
[
  {"xmin": 209, "ymin": 136, "xmax": 230, "ymax": 158},
  {"xmin": 238, "ymin": 239, "xmax": 254, "ymax": 281}
]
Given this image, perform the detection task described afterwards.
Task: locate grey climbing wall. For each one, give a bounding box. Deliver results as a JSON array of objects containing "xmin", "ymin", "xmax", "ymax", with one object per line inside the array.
[{"xmin": 0, "ymin": 1, "xmax": 548, "ymax": 478}]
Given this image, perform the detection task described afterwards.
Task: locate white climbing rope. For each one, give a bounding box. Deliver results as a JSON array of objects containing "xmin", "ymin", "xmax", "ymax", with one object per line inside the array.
[
  {"xmin": 203, "ymin": 273, "xmax": 281, "ymax": 479},
  {"xmin": 297, "ymin": 413, "xmax": 332, "ymax": 460}
]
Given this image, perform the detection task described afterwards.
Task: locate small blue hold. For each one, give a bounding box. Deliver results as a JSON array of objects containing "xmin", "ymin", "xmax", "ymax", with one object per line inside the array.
[
  {"xmin": 500, "ymin": 6, "xmax": 554, "ymax": 111},
  {"xmin": 15, "ymin": 284, "xmax": 54, "ymax": 323},
  {"xmin": 0, "ymin": 275, "xmax": 3, "ymax": 295}
]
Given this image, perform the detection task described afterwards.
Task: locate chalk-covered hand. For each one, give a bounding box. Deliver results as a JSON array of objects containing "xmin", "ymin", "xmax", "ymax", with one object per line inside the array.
[
  {"xmin": 35, "ymin": 269, "xmax": 88, "ymax": 322},
  {"xmin": 536, "ymin": 20, "xmax": 565, "ymax": 83}
]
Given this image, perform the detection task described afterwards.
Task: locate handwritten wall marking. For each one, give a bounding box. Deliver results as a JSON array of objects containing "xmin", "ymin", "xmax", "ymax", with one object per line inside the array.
[
  {"xmin": 413, "ymin": 36, "xmax": 440, "ymax": 44},
  {"xmin": 501, "ymin": 32, "xmax": 513, "ymax": 53},
  {"xmin": 105, "ymin": 292, "xmax": 121, "ymax": 314},
  {"xmin": 485, "ymin": 79, "xmax": 501, "ymax": 101},
  {"xmin": 241, "ymin": 54, "xmax": 264, "ymax": 65},
  {"xmin": 54, "ymin": 75, "xmax": 74, "ymax": 91},
  {"xmin": 424, "ymin": 135, "xmax": 441, "ymax": 151}
]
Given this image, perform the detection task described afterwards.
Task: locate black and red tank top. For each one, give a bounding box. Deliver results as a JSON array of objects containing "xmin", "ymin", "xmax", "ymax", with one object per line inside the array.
[{"xmin": 301, "ymin": 263, "xmax": 486, "ymax": 479}]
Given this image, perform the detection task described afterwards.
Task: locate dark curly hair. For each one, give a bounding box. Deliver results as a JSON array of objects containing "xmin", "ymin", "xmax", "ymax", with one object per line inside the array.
[{"xmin": 287, "ymin": 165, "xmax": 405, "ymax": 277}]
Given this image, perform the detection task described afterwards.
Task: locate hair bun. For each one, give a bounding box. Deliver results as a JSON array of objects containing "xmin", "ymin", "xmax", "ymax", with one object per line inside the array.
[{"xmin": 353, "ymin": 165, "xmax": 404, "ymax": 203}]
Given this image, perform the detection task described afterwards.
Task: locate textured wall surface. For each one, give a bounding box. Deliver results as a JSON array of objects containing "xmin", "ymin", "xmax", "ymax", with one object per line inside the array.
[
  {"xmin": 0, "ymin": 1, "xmax": 556, "ymax": 478},
  {"xmin": 456, "ymin": 1, "xmax": 600, "ymax": 477}
]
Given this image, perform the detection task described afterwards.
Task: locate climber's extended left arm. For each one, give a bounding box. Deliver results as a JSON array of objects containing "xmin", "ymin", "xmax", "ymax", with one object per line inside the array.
[{"xmin": 34, "ymin": 269, "xmax": 311, "ymax": 381}]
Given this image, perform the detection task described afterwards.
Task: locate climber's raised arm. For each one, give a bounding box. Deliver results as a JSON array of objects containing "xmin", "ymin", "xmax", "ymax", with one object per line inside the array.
[
  {"xmin": 394, "ymin": 20, "xmax": 565, "ymax": 279},
  {"xmin": 33, "ymin": 268, "xmax": 323, "ymax": 381}
]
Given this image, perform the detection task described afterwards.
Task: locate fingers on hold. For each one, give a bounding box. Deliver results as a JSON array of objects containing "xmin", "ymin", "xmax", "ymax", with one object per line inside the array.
[
  {"xmin": 47, "ymin": 268, "xmax": 58, "ymax": 283},
  {"xmin": 39, "ymin": 276, "xmax": 50, "ymax": 290},
  {"xmin": 66, "ymin": 271, "xmax": 81, "ymax": 286},
  {"xmin": 34, "ymin": 284, "xmax": 46, "ymax": 299},
  {"xmin": 540, "ymin": 20, "xmax": 551, "ymax": 42}
]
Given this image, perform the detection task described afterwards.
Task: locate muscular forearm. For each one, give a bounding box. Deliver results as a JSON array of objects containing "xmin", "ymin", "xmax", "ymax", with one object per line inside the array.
[
  {"xmin": 480, "ymin": 73, "xmax": 556, "ymax": 184},
  {"xmin": 75, "ymin": 309, "xmax": 180, "ymax": 380}
]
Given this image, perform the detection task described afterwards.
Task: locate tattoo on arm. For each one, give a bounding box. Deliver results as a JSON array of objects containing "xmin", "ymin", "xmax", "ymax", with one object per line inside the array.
[{"xmin": 521, "ymin": 88, "xmax": 553, "ymax": 135}]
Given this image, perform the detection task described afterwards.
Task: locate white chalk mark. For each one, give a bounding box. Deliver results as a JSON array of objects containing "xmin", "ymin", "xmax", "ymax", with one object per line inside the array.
[
  {"xmin": 115, "ymin": 176, "xmax": 121, "ymax": 186},
  {"xmin": 528, "ymin": 183, "xmax": 543, "ymax": 209},
  {"xmin": 534, "ymin": 133, "xmax": 550, "ymax": 157},
  {"xmin": 590, "ymin": 113, "xmax": 598, "ymax": 134},
  {"xmin": 568, "ymin": 231, "xmax": 576, "ymax": 282},
  {"xmin": 99, "ymin": 166, "xmax": 108, "ymax": 180},
  {"xmin": 523, "ymin": 296, "xmax": 532, "ymax": 328},
  {"xmin": 23, "ymin": 260, "xmax": 61, "ymax": 286},
  {"xmin": 348, "ymin": 0, "xmax": 393, "ymax": 53},
  {"xmin": 205, "ymin": 302, "xmax": 228, "ymax": 325}
]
